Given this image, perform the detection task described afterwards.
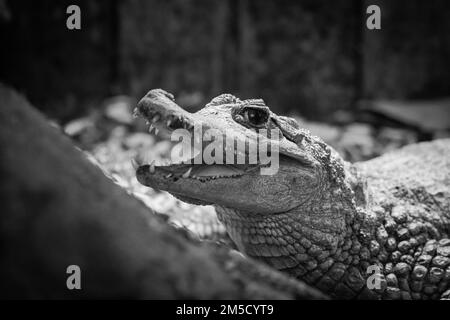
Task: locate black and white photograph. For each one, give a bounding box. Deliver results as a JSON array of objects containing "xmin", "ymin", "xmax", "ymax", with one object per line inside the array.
[{"xmin": 1, "ymin": 0, "xmax": 450, "ymax": 304}]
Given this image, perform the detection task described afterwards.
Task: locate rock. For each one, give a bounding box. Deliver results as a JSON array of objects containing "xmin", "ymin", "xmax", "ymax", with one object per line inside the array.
[
  {"xmin": 0, "ymin": 84, "xmax": 326, "ymax": 299},
  {"xmin": 361, "ymin": 99, "xmax": 450, "ymax": 132},
  {"xmin": 103, "ymin": 95, "xmax": 136, "ymax": 124}
]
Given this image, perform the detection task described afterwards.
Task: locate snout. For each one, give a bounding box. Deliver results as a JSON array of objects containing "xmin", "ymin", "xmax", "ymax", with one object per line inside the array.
[{"xmin": 135, "ymin": 89, "xmax": 196, "ymax": 134}]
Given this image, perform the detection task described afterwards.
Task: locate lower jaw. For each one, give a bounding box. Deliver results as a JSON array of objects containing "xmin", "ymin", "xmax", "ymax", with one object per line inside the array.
[{"xmin": 171, "ymin": 193, "xmax": 214, "ymax": 206}]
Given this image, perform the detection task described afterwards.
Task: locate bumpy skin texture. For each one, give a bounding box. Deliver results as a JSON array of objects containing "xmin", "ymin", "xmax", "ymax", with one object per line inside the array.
[
  {"xmin": 135, "ymin": 89, "xmax": 450, "ymax": 299},
  {"xmin": 349, "ymin": 141, "xmax": 450, "ymax": 299},
  {"xmin": 217, "ymin": 141, "xmax": 450, "ymax": 300}
]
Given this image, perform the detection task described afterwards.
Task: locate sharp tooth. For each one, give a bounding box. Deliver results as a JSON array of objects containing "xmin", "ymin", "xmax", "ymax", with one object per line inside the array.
[
  {"xmin": 149, "ymin": 124, "xmax": 155, "ymax": 133},
  {"xmin": 149, "ymin": 160, "xmax": 155, "ymax": 173},
  {"xmin": 167, "ymin": 119, "xmax": 172, "ymax": 127},
  {"xmin": 165, "ymin": 173, "xmax": 173, "ymax": 178},
  {"xmin": 131, "ymin": 158, "xmax": 139, "ymax": 170},
  {"xmin": 155, "ymin": 128, "xmax": 159, "ymax": 135},
  {"xmin": 182, "ymin": 167, "xmax": 192, "ymax": 178},
  {"xmin": 152, "ymin": 115, "xmax": 160, "ymax": 123}
]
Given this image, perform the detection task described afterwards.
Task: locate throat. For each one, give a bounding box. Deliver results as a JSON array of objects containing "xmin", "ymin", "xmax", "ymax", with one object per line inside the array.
[
  {"xmin": 214, "ymin": 197, "xmax": 376, "ymax": 298},
  {"xmin": 215, "ymin": 205, "xmax": 348, "ymax": 272}
]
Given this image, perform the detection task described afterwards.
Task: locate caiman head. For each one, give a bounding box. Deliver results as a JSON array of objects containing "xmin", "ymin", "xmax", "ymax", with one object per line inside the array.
[{"xmin": 135, "ymin": 89, "xmax": 361, "ymax": 288}]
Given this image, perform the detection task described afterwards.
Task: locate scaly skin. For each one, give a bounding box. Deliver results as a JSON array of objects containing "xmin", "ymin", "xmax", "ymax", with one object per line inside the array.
[{"xmin": 135, "ymin": 89, "xmax": 450, "ymax": 299}]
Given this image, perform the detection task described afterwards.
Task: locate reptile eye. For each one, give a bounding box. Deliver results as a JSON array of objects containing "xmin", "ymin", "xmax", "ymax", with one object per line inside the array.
[{"xmin": 243, "ymin": 108, "xmax": 269, "ymax": 128}]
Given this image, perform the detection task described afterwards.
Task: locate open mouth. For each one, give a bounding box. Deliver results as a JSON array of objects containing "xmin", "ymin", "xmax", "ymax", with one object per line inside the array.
[
  {"xmin": 138, "ymin": 162, "xmax": 259, "ymax": 182},
  {"xmin": 134, "ymin": 106, "xmax": 262, "ymax": 182}
]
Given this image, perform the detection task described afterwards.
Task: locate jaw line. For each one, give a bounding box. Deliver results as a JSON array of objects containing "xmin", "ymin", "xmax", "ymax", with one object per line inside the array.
[
  {"xmin": 136, "ymin": 162, "xmax": 269, "ymax": 203},
  {"xmin": 171, "ymin": 192, "xmax": 214, "ymax": 206},
  {"xmin": 135, "ymin": 163, "xmax": 251, "ymax": 206},
  {"xmin": 137, "ymin": 162, "xmax": 260, "ymax": 181}
]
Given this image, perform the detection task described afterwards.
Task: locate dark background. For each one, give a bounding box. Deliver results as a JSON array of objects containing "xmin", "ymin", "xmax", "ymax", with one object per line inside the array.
[
  {"xmin": 0, "ymin": 0, "xmax": 449, "ymax": 122},
  {"xmin": 1, "ymin": 0, "xmax": 450, "ymax": 300}
]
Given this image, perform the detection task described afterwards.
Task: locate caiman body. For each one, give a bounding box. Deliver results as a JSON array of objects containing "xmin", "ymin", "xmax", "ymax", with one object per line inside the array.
[{"xmin": 135, "ymin": 89, "xmax": 450, "ymax": 299}]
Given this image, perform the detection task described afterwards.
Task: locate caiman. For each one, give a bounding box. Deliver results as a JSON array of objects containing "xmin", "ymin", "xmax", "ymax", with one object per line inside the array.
[{"xmin": 134, "ymin": 89, "xmax": 450, "ymax": 300}]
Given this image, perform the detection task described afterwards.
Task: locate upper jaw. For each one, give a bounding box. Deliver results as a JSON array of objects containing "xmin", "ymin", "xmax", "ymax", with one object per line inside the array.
[
  {"xmin": 135, "ymin": 89, "xmax": 268, "ymax": 181},
  {"xmin": 134, "ymin": 89, "xmax": 316, "ymax": 178}
]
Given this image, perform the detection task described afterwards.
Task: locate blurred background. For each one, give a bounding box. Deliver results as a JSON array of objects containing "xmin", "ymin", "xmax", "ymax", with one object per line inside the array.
[
  {"xmin": 0, "ymin": 0, "xmax": 449, "ymax": 240},
  {"xmin": 0, "ymin": 0, "xmax": 449, "ymax": 152},
  {"xmin": 0, "ymin": 1, "xmax": 448, "ymax": 117}
]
